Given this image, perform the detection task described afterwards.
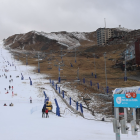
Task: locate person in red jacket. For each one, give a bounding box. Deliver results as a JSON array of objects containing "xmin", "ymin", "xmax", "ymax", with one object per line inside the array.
[{"xmin": 45, "ymin": 108, "xmax": 49, "ymax": 118}]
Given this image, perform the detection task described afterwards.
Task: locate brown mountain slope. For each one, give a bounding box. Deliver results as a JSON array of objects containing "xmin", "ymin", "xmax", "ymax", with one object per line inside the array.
[{"xmin": 4, "ymin": 31, "xmax": 97, "ymax": 51}]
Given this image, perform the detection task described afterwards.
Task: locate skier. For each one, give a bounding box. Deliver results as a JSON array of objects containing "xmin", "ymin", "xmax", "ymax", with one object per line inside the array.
[
  {"xmin": 10, "ymin": 75, "xmax": 11, "ymax": 78},
  {"xmin": 102, "ymin": 117, "xmax": 105, "ymax": 121},
  {"xmin": 29, "ymin": 97, "xmax": 32, "ymax": 103},
  {"xmin": 45, "ymin": 108, "xmax": 49, "ymax": 118},
  {"xmin": 9, "ymin": 85, "xmax": 11, "ymax": 90},
  {"xmin": 9, "ymin": 103, "xmax": 14, "ymax": 106},
  {"xmin": 4, "ymin": 103, "xmax": 7, "ymax": 106},
  {"xmin": 42, "ymin": 107, "xmax": 45, "ymax": 118},
  {"xmin": 12, "ymin": 86, "xmax": 13, "ymax": 90}
]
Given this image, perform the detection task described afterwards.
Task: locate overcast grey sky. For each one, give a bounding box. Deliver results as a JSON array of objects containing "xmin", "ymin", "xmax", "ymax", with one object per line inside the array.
[{"xmin": 0, "ymin": 0, "xmax": 140, "ymax": 39}]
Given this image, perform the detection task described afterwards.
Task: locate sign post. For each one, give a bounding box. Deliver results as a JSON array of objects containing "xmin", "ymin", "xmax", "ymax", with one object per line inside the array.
[
  {"xmin": 113, "ymin": 86, "xmax": 140, "ymax": 138},
  {"xmin": 114, "ymin": 107, "xmax": 120, "ymax": 140}
]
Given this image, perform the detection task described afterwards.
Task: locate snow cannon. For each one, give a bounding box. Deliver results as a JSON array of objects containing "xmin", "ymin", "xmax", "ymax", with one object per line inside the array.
[{"xmin": 45, "ymin": 101, "xmax": 53, "ymax": 112}]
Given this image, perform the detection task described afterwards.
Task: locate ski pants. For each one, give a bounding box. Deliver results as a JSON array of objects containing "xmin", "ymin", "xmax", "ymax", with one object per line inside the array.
[
  {"xmin": 42, "ymin": 112, "xmax": 45, "ymax": 118},
  {"xmin": 46, "ymin": 113, "xmax": 49, "ymax": 118}
]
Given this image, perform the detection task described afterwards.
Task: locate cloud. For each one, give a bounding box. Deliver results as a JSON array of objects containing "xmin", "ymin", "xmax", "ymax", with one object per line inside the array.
[{"xmin": 0, "ymin": 0, "xmax": 140, "ymax": 40}]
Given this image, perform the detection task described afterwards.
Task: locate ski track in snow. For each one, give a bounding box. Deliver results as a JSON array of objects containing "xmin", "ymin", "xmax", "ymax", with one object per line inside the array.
[{"xmin": 0, "ymin": 40, "xmax": 139, "ymax": 140}]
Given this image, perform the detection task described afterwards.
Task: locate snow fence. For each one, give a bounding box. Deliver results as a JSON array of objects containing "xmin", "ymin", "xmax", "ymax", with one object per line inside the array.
[{"xmin": 50, "ymin": 79, "xmax": 84, "ymax": 117}]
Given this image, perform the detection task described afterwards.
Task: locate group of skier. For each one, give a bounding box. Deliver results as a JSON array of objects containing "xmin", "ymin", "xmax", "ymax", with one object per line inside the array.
[
  {"xmin": 0, "ymin": 74, "xmax": 14, "ymax": 94},
  {"xmin": 4, "ymin": 103, "xmax": 14, "ymax": 106},
  {"xmin": 42, "ymin": 107, "xmax": 49, "ymax": 118},
  {"xmin": 1, "ymin": 63, "xmax": 51, "ymax": 119}
]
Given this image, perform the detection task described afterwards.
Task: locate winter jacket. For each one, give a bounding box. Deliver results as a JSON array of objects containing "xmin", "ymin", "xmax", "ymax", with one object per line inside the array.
[
  {"xmin": 42, "ymin": 108, "xmax": 45, "ymax": 113},
  {"xmin": 45, "ymin": 109, "xmax": 48, "ymax": 113}
]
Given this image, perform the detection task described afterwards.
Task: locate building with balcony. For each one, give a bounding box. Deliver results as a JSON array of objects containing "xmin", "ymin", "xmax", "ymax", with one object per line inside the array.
[{"xmin": 96, "ymin": 28, "xmax": 113, "ymax": 45}]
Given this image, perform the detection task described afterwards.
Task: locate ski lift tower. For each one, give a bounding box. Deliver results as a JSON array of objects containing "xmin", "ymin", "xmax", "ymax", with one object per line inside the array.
[
  {"xmin": 75, "ymin": 48, "xmax": 77, "ymax": 63},
  {"xmin": 54, "ymin": 62, "xmax": 65, "ymax": 83},
  {"xmin": 15, "ymin": 54, "xmax": 19, "ymax": 61},
  {"xmin": 26, "ymin": 54, "xmax": 28, "ymax": 65},
  {"xmin": 37, "ymin": 52, "xmax": 41, "ymax": 73},
  {"xmin": 77, "ymin": 67, "xmax": 79, "ymax": 80},
  {"xmin": 93, "ymin": 53, "xmax": 96, "ymax": 78},
  {"xmin": 59, "ymin": 49, "xmax": 66, "ymax": 62},
  {"xmin": 23, "ymin": 52, "xmax": 29, "ymax": 65},
  {"xmin": 60, "ymin": 48, "xmax": 63, "ymax": 59}
]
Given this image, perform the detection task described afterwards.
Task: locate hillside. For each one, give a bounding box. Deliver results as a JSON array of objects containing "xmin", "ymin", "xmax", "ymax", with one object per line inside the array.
[
  {"xmin": 4, "ymin": 31, "xmax": 97, "ymax": 51},
  {"xmin": 3, "ymin": 30, "xmax": 140, "ymax": 117}
]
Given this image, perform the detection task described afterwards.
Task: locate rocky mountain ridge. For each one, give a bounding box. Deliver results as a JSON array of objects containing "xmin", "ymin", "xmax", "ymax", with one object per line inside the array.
[{"xmin": 4, "ymin": 30, "xmax": 96, "ymax": 51}]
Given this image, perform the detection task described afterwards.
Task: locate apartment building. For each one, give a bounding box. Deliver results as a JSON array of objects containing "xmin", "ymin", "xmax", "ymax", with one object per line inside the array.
[
  {"xmin": 96, "ymin": 28, "xmax": 113, "ymax": 45},
  {"xmin": 96, "ymin": 25, "xmax": 132, "ymax": 45}
]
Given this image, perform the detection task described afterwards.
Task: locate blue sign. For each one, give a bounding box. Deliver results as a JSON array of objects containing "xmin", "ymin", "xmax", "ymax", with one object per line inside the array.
[{"xmin": 114, "ymin": 94, "xmax": 140, "ymax": 108}]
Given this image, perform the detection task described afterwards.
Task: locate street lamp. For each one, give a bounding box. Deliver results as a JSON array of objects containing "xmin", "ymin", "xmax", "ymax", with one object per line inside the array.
[
  {"xmin": 104, "ymin": 52, "xmax": 108, "ymax": 94},
  {"xmin": 93, "ymin": 53, "xmax": 96, "ymax": 78}
]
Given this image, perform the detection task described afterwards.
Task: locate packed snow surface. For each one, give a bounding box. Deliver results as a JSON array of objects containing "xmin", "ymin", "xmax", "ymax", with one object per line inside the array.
[{"xmin": 0, "ymin": 41, "xmax": 139, "ymax": 140}]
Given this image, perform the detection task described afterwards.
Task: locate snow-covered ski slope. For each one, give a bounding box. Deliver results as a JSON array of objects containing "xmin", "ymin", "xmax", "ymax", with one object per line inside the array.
[{"xmin": 0, "ymin": 41, "xmax": 138, "ymax": 140}]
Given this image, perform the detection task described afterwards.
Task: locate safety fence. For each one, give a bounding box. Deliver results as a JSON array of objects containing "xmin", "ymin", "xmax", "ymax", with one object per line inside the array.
[
  {"xmin": 50, "ymin": 79, "xmax": 84, "ymax": 117},
  {"xmin": 54, "ymin": 77, "xmax": 114, "ymax": 101},
  {"xmin": 21, "ymin": 73, "xmax": 32, "ymax": 85},
  {"xmin": 50, "ymin": 78, "xmax": 114, "ymax": 117},
  {"xmin": 80, "ymin": 78, "xmax": 114, "ymax": 95},
  {"xmin": 54, "ymin": 76, "xmax": 115, "ymax": 95}
]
